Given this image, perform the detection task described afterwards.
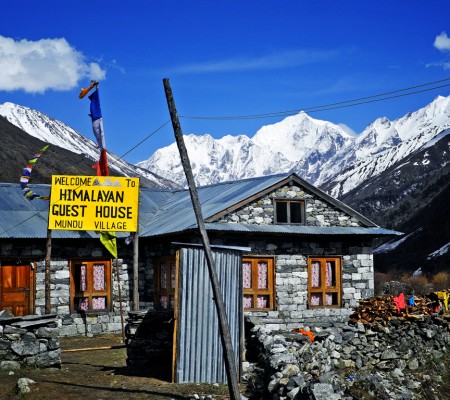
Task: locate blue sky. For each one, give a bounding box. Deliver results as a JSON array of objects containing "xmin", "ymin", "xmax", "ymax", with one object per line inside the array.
[{"xmin": 1, "ymin": 0, "xmax": 450, "ymax": 163}]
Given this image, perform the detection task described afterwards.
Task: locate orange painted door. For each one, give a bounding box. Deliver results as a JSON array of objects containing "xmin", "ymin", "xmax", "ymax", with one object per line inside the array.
[{"xmin": 0, "ymin": 265, "xmax": 31, "ymax": 316}]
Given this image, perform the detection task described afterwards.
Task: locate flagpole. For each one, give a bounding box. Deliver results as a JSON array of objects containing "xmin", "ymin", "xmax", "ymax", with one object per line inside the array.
[{"xmin": 79, "ymin": 82, "xmax": 123, "ymax": 337}]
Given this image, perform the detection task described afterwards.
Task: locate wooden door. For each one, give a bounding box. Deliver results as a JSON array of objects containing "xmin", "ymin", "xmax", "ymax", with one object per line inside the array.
[{"xmin": 0, "ymin": 264, "xmax": 33, "ymax": 316}]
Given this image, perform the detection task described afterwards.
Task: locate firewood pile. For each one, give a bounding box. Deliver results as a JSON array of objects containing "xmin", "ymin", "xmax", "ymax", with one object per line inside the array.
[{"xmin": 349, "ymin": 292, "xmax": 449, "ymax": 327}]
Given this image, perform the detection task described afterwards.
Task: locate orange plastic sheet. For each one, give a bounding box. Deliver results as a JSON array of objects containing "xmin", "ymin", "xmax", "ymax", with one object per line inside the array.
[{"xmin": 292, "ymin": 328, "xmax": 314, "ymax": 342}]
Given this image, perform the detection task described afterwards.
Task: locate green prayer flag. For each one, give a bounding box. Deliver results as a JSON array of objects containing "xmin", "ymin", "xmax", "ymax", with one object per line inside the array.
[{"xmin": 100, "ymin": 231, "xmax": 117, "ymax": 259}]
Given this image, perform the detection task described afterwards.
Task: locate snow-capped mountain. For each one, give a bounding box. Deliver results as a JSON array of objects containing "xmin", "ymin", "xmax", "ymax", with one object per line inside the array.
[
  {"xmin": 138, "ymin": 95, "xmax": 450, "ymax": 195},
  {"xmin": 138, "ymin": 112, "xmax": 354, "ymax": 187},
  {"xmin": 0, "ymin": 102, "xmax": 177, "ymax": 189},
  {"xmin": 319, "ymin": 95, "xmax": 450, "ymax": 196}
]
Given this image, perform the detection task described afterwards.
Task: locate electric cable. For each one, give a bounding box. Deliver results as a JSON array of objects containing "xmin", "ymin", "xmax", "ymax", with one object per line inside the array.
[{"xmin": 179, "ymin": 78, "xmax": 450, "ymax": 120}]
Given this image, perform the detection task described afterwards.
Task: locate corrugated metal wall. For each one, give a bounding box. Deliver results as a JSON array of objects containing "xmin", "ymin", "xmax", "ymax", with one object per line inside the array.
[{"xmin": 174, "ymin": 246, "xmax": 242, "ymax": 383}]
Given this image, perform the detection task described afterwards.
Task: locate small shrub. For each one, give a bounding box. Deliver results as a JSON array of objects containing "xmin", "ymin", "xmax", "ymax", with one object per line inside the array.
[
  {"xmin": 431, "ymin": 272, "xmax": 450, "ymax": 291},
  {"xmin": 400, "ymin": 274, "xmax": 433, "ymax": 296}
]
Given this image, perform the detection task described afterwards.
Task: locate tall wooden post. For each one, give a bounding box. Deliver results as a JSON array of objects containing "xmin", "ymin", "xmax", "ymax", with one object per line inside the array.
[
  {"xmin": 163, "ymin": 78, "xmax": 241, "ymax": 400},
  {"xmin": 115, "ymin": 259, "xmax": 125, "ymax": 342},
  {"xmin": 45, "ymin": 228, "xmax": 52, "ymax": 314},
  {"xmin": 132, "ymin": 231, "xmax": 139, "ymax": 310}
]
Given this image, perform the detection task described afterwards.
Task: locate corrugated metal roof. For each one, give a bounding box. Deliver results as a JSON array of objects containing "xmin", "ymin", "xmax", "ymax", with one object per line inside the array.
[
  {"xmin": 202, "ymin": 223, "xmax": 402, "ymax": 236},
  {"xmin": 171, "ymin": 242, "xmax": 251, "ymax": 252},
  {"xmin": 0, "ymin": 174, "xmax": 401, "ymax": 239},
  {"xmin": 139, "ymin": 174, "xmax": 294, "ymax": 237}
]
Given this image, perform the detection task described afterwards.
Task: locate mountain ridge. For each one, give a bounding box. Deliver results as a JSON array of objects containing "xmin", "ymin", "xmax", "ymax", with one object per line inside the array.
[
  {"xmin": 138, "ymin": 95, "xmax": 450, "ymax": 196},
  {"xmin": 0, "ymin": 102, "xmax": 179, "ymax": 189}
]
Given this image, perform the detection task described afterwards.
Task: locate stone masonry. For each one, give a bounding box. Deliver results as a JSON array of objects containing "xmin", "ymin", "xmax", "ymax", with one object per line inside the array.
[
  {"xmin": 35, "ymin": 259, "xmax": 131, "ymax": 337},
  {"xmin": 0, "ymin": 313, "xmax": 61, "ymax": 370},
  {"xmin": 217, "ymin": 183, "xmax": 363, "ymax": 228},
  {"xmin": 211, "ymin": 181, "xmax": 375, "ymax": 329},
  {"xmin": 244, "ymin": 250, "xmax": 374, "ymax": 329}
]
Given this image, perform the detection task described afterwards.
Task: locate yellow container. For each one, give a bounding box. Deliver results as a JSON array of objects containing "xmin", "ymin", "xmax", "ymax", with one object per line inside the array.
[{"xmin": 435, "ymin": 291, "xmax": 450, "ymax": 311}]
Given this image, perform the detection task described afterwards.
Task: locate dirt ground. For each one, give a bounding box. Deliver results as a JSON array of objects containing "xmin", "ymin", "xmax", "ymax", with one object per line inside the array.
[{"xmin": 0, "ymin": 334, "xmax": 242, "ymax": 399}]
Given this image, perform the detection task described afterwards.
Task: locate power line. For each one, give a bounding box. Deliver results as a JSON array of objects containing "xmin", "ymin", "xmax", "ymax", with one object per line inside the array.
[
  {"xmin": 118, "ymin": 120, "xmax": 171, "ymax": 160},
  {"xmin": 107, "ymin": 78, "xmax": 450, "ymax": 162},
  {"xmin": 179, "ymin": 78, "xmax": 450, "ymax": 121}
]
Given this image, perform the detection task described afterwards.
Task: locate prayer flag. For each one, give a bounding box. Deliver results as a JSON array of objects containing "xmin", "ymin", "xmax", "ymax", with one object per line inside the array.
[
  {"xmin": 100, "ymin": 231, "xmax": 118, "ymax": 259},
  {"xmin": 19, "ymin": 145, "xmax": 50, "ymax": 201},
  {"xmin": 82, "ymin": 84, "xmax": 117, "ymax": 259},
  {"xmin": 88, "ymin": 88, "xmax": 106, "ymax": 151}
]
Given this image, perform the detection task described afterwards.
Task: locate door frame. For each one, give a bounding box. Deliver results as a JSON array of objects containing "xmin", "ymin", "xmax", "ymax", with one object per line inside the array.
[{"xmin": 0, "ymin": 259, "xmax": 36, "ymax": 316}]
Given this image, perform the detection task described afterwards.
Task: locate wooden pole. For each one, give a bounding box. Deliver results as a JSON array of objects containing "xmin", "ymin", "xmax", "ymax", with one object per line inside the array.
[
  {"xmin": 132, "ymin": 231, "xmax": 139, "ymax": 311},
  {"xmin": 115, "ymin": 259, "xmax": 125, "ymax": 342},
  {"xmin": 45, "ymin": 228, "xmax": 52, "ymax": 314},
  {"xmin": 163, "ymin": 78, "xmax": 241, "ymax": 400}
]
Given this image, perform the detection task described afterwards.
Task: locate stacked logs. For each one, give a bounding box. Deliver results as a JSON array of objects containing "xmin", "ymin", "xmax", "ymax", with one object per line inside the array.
[{"xmin": 349, "ymin": 293, "xmax": 445, "ymax": 327}]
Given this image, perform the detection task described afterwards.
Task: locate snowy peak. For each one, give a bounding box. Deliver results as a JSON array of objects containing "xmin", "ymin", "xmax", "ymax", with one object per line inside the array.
[
  {"xmin": 352, "ymin": 96, "xmax": 450, "ymax": 158},
  {"xmin": 137, "ymin": 132, "xmax": 294, "ymax": 186},
  {"xmin": 0, "ymin": 102, "xmax": 177, "ymax": 189},
  {"xmin": 139, "ymin": 96, "xmax": 450, "ymax": 192},
  {"xmin": 252, "ymin": 112, "xmax": 353, "ymax": 162},
  {"xmin": 0, "ymin": 102, "xmax": 97, "ymax": 158},
  {"xmin": 139, "ymin": 111, "xmax": 354, "ymax": 186}
]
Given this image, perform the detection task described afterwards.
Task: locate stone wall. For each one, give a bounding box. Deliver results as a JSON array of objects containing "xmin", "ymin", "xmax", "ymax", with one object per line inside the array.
[
  {"xmin": 125, "ymin": 309, "xmax": 174, "ymax": 377},
  {"xmin": 0, "ymin": 238, "xmax": 134, "ymax": 337},
  {"xmin": 209, "ymin": 235, "xmax": 375, "ymax": 329},
  {"xmin": 217, "ymin": 183, "xmax": 363, "ymax": 228},
  {"xmin": 0, "ymin": 313, "xmax": 61, "ymax": 370},
  {"xmin": 244, "ymin": 314, "xmax": 450, "ymax": 399},
  {"xmin": 37, "ymin": 259, "xmax": 132, "ymax": 337},
  {"xmin": 248, "ymin": 253, "xmax": 373, "ymax": 330}
]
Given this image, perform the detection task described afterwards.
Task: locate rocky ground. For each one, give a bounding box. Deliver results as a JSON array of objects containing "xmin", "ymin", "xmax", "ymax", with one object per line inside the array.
[{"xmin": 0, "ymin": 334, "xmax": 240, "ymax": 399}]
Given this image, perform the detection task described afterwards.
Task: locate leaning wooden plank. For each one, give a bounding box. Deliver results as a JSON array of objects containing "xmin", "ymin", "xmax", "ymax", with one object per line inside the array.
[{"xmin": 61, "ymin": 345, "xmax": 126, "ymax": 353}]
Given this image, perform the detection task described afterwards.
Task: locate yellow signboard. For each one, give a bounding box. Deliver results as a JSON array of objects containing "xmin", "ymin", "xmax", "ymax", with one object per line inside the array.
[{"xmin": 48, "ymin": 175, "xmax": 139, "ymax": 232}]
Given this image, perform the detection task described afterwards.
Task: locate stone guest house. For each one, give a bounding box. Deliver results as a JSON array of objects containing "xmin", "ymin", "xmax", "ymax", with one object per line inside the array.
[{"xmin": 0, "ymin": 173, "xmax": 399, "ymax": 335}]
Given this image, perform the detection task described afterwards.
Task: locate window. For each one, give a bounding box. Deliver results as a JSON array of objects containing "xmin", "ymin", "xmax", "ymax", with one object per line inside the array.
[
  {"xmin": 70, "ymin": 260, "xmax": 111, "ymax": 312},
  {"xmin": 243, "ymin": 257, "xmax": 275, "ymax": 311},
  {"xmin": 154, "ymin": 256, "xmax": 176, "ymax": 310},
  {"xmin": 308, "ymin": 257, "xmax": 341, "ymax": 308},
  {"xmin": 275, "ymin": 200, "xmax": 304, "ymax": 224}
]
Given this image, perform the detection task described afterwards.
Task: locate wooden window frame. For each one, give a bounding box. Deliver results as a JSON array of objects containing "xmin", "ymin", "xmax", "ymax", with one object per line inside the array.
[
  {"xmin": 243, "ymin": 257, "xmax": 275, "ymax": 311},
  {"xmin": 154, "ymin": 256, "xmax": 177, "ymax": 310},
  {"xmin": 274, "ymin": 199, "xmax": 305, "ymax": 225},
  {"xmin": 307, "ymin": 257, "xmax": 342, "ymax": 309},
  {"xmin": 69, "ymin": 260, "xmax": 112, "ymax": 313}
]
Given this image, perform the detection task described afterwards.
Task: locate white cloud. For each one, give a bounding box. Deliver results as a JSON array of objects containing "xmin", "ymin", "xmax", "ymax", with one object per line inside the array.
[
  {"xmin": 169, "ymin": 49, "xmax": 339, "ymax": 74},
  {"xmin": 0, "ymin": 36, "xmax": 106, "ymax": 93},
  {"xmin": 338, "ymin": 123, "xmax": 357, "ymax": 137},
  {"xmin": 434, "ymin": 31, "xmax": 450, "ymax": 52},
  {"xmin": 426, "ymin": 61, "xmax": 450, "ymax": 70}
]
